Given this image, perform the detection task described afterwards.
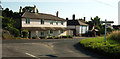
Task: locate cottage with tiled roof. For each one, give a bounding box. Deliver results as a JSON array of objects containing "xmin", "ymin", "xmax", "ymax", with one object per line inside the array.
[
  {"xmin": 19, "ymin": 5, "xmax": 67, "ymax": 38},
  {"xmin": 67, "ymin": 14, "xmax": 89, "ymax": 36}
]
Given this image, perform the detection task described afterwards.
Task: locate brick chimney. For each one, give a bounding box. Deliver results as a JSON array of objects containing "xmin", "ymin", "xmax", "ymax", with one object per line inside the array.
[
  {"xmin": 83, "ymin": 17, "xmax": 86, "ymax": 21},
  {"xmin": 72, "ymin": 14, "xmax": 75, "ymax": 20},
  {"xmin": 33, "ymin": 5, "xmax": 37, "ymax": 13},
  {"xmin": 56, "ymin": 11, "xmax": 59, "ymax": 17},
  {"xmin": 19, "ymin": 6, "xmax": 22, "ymax": 13}
]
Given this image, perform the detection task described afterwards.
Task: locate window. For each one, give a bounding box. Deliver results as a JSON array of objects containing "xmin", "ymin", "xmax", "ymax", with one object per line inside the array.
[
  {"xmin": 56, "ymin": 21, "xmax": 58, "ymax": 25},
  {"xmin": 40, "ymin": 32, "xmax": 44, "ymax": 36},
  {"xmin": 41, "ymin": 19, "xmax": 44, "ymax": 24},
  {"xmin": 50, "ymin": 30, "xmax": 53, "ymax": 34},
  {"xmin": 61, "ymin": 21, "xmax": 64, "ymax": 25},
  {"xmin": 26, "ymin": 18, "xmax": 30, "ymax": 24},
  {"xmin": 50, "ymin": 21, "xmax": 53, "ymax": 25},
  {"xmin": 60, "ymin": 30, "xmax": 64, "ymax": 33}
]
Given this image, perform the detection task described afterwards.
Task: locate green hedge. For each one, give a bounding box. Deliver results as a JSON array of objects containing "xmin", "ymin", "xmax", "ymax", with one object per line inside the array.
[{"xmin": 80, "ymin": 37, "xmax": 120, "ymax": 58}]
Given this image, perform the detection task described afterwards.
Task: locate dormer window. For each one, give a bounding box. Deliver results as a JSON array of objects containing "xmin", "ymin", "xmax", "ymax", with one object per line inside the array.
[
  {"xmin": 41, "ymin": 19, "xmax": 44, "ymax": 24},
  {"xmin": 26, "ymin": 18, "xmax": 30, "ymax": 24}
]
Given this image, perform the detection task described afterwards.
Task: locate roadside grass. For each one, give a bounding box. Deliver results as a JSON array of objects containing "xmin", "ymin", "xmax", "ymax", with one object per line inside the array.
[{"xmin": 80, "ymin": 37, "xmax": 120, "ymax": 58}]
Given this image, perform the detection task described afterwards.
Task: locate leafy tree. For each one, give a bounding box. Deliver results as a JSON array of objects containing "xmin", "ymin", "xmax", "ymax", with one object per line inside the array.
[
  {"xmin": 2, "ymin": 17, "xmax": 15, "ymax": 29},
  {"xmin": 22, "ymin": 6, "xmax": 38, "ymax": 13},
  {"xmin": 86, "ymin": 16, "xmax": 105, "ymax": 35}
]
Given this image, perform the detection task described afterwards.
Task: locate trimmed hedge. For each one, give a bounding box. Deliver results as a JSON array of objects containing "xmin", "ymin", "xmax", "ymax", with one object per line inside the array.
[{"xmin": 80, "ymin": 37, "xmax": 120, "ymax": 58}]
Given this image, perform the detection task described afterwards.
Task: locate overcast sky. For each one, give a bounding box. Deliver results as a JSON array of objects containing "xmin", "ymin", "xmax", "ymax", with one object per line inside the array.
[{"xmin": 1, "ymin": 0, "xmax": 120, "ymax": 25}]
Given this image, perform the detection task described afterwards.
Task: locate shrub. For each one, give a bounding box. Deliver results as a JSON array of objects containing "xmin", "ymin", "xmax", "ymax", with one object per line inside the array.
[
  {"xmin": 32, "ymin": 36, "xmax": 37, "ymax": 39},
  {"xmin": 67, "ymin": 35, "xmax": 73, "ymax": 38},
  {"xmin": 40, "ymin": 36, "xmax": 46, "ymax": 39},
  {"xmin": 61, "ymin": 36, "xmax": 67, "ymax": 38},
  {"xmin": 107, "ymin": 31, "xmax": 120, "ymax": 42},
  {"xmin": 54, "ymin": 36, "xmax": 60, "ymax": 39},
  {"xmin": 22, "ymin": 30, "xmax": 29, "ymax": 38},
  {"xmin": 5, "ymin": 27, "xmax": 20, "ymax": 37}
]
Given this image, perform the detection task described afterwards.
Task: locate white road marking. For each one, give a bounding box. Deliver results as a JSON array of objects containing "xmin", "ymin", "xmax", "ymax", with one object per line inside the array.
[{"xmin": 25, "ymin": 53, "xmax": 37, "ymax": 57}]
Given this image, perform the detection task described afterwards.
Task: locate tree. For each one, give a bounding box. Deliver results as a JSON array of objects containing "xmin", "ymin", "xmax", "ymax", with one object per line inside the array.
[
  {"xmin": 86, "ymin": 16, "xmax": 105, "ymax": 35},
  {"xmin": 22, "ymin": 6, "xmax": 38, "ymax": 13}
]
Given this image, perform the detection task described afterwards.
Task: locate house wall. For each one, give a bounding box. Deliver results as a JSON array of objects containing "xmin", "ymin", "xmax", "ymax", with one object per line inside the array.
[
  {"xmin": 79, "ymin": 25, "xmax": 89, "ymax": 34},
  {"xmin": 30, "ymin": 30, "xmax": 66, "ymax": 37},
  {"xmin": 67, "ymin": 25, "xmax": 89, "ymax": 35},
  {"xmin": 22, "ymin": 18, "xmax": 67, "ymax": 27}
]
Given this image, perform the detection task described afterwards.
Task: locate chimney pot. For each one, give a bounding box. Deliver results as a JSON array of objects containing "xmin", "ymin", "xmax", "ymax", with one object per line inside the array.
[
  {"xmin": 66, "ymin": 18, "xmax": 68, "ymax": 20},
  {"xmin": 33, "ymin": 5, "xmax": 37, "ymax": 13},
  {"xmin": 19, "ymin": 6, "xmax": 22, "ymax": 13},
  {"xmin": 83, "ymin": 17, "xmax": 86, "ymax": 21},
  {"xmin": 73, "ymin": 14, "xmax": 75, "ymax": 20},
  {"xmin": 56, "ymin": 11, "xmax": 59, "ymax": 17}
]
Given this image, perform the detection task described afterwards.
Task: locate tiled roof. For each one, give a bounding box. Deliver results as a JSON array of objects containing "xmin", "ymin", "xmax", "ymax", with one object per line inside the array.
[
  {"xmin": 22, "ymin": 12, "xmax": 65, "ymax": 21},
  {"xmin": 67, "ymin": 20, "xmax": 88, "ymax": 26}
]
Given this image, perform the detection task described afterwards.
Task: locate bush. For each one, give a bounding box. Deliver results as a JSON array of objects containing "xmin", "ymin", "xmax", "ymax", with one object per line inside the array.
[
  {"xmin": 40, "ymin": 36, "xmax": 46, "ymax": 39},
  {"xmin": 61, "ymin": 36, "xmax": 67, "ymax": 38},
  {"xmin": 32, "ymin": 36, "xmax": 37, "ymax": 39},
  {"xmin": 54, "ymin": 36, "xmax": 60, "ymax": 39},
  {"xmin": 107, "ymin": 31, "xmax": 120, "ymax": 42},
  {"xmin": 47, "ymin": 36, "xmax": 53, "ymax": 39},
  {"xmin": 22, "ymin": 30, "xmax": 29, "ymax": 38},
  {"xmin": 67, "ymin": 35, "xmax": 73, "ymax": 38},
  {"xmin": 5, "ymin": 27, "xmax": 20, "ymax": 37}
]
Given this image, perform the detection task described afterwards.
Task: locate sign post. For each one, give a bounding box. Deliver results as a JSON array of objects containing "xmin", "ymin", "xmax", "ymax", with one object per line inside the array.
[{"xmin": 100, "ymin": 19, "xmax": 114, "ymax": 42}]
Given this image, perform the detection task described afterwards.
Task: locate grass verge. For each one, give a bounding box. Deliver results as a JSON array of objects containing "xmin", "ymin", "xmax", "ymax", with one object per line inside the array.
[{"xmin": 79, "ymin": 37, "xmax": 120, "ymax": 58}]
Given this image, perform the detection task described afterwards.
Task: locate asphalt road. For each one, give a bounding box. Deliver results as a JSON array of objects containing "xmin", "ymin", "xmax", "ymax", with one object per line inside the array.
[{"xmin": 2, "ymin": 38, "xmax": 107, "ymax": 59}]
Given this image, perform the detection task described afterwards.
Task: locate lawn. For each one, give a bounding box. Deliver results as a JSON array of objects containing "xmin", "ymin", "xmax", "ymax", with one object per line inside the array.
[{"xmin": 80, "ymin": 37, "xmax": 120, "ymax": 58}]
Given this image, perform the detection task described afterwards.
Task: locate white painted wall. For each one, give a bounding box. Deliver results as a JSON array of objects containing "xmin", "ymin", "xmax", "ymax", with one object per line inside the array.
[
  {"xmin": 30, "ymin": 30, "xmax": 66, "ymax": 37},
  {"xmin": 68, "ymin": 25, "xmax": 89, "ymax": 34},
  {"xmin": 22, "ymin": 18, "xmax": 67, "ymax": 27}
]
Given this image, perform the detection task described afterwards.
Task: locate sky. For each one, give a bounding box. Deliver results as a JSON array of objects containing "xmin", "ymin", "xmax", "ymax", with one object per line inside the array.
[{"xmin": 1, "ymin": 0, "xmax": 120, "ymax": 25}]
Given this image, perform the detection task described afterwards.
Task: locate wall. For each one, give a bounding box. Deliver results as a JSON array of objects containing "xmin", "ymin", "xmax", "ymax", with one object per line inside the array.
[
  {"xmin": 68, "ymin": 25, "xmax": 89, "ymax": 34},
  {"xmin": 30, "ymin": 30, "xmax": 67, "ymax": 37},
  {"xmin": 22, "ymin": 18, "xmax": 67, "ymax": 27},
  {"xmin": 79, "ymin": 25, "xmax": 89, "ymax": 34}
]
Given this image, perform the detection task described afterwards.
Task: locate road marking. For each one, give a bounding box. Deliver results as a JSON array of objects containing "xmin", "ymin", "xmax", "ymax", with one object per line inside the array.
[{"xmin": 25, "ymin": 53, "xmax": 37, "ymax": 57}]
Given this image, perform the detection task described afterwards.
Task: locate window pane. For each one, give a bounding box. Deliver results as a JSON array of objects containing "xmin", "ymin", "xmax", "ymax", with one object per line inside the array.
[
  {"xmin": 26, "ymin": 18, "xmax": 30, "ymax": 24},
  {"xmin": 61, "ymin": 21, "xmax": 63, "ymax": 25},
  {"xmin": 60, "ymin": 30, "xmax": 64, "ymax": 33},
  {"xmin": 50, "ymin": 30, "xmax": 53, "ymax": 34},
  {"xmin": 41, "ymin": 19, "xmax": 44, "ymax": 24},
  {"xmin": 50, "ymin": 21, "xmax": 53, "ymax": 25},
  {"xmin": 56, "ymin": 21, "xmax": 58, "ymax": 25},
  {"xmin": 41, "ymin": 32, "xmax": 44, "ymax": 36}
]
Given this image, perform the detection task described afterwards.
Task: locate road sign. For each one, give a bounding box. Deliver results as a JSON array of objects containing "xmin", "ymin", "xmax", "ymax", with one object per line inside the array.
[{"xmin": 101, "ymin": 19, "xmax": 114, "ymax": 42}]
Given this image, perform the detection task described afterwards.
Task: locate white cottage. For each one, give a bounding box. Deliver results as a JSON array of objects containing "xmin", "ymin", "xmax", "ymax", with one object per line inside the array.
[
  {"xmin": 19, "ymin": 5, "xmax": 67, "ymax": 38},
  {"xmin": 67, "ymin": 15, "xmax": 89, "ymax": 36}
]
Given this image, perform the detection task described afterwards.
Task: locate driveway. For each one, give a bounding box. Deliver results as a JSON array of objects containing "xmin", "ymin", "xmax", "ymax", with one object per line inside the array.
[{"xmin": 2, "ymin": 38, "xmax": 106, "ymax": 59}]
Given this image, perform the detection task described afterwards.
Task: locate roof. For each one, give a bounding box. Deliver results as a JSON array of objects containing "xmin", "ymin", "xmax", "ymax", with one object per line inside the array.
[
  {"xmin": 22, "ymin": 12, "xmax": 65, "ymax": 21},
  {"xmin": 67, "ymin": 20, "xmax": 88, "ymax": 26},
  {"xmin": 22, "ymin": 27, "xmax": 67, "ymax": 31}
]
